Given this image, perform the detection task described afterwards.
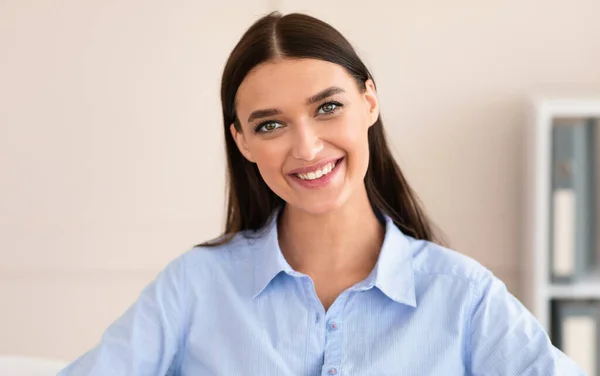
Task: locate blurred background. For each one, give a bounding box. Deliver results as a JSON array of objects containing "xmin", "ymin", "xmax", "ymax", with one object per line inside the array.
[{"xmin": 1, "ymin": 0, "xmax": 600, "ymax": 365}]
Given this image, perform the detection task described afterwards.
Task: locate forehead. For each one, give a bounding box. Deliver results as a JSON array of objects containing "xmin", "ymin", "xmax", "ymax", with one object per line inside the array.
[{"xmin": 236, "ymin": 58, "xmax": 356, "ymax": 114}]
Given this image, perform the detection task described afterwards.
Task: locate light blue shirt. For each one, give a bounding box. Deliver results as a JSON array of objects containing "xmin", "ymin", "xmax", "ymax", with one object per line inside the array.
[{"xmin": 59, "ymin": 213, "xmax": 584, "ymax": 375}]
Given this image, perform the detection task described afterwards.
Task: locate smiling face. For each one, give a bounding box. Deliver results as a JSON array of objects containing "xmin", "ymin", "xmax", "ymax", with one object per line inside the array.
[{"xmin": 231, "ymin": 58, "xmax": 379, "ymax": 216}]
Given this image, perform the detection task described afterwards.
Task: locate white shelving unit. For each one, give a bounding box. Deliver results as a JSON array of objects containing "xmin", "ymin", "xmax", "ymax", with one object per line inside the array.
[{"xmin": 523, "ymin": 94, "xmax": 600, "ymax": 332}]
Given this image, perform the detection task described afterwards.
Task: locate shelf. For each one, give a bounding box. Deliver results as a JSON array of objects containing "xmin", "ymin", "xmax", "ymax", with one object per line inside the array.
[
  {"xmin": 548, "ymin": 277, "xmax": 600, "ymax": 299},
  {"xmin": 533, "ymin": 95, "xmax": 600, "ymax": 118}
]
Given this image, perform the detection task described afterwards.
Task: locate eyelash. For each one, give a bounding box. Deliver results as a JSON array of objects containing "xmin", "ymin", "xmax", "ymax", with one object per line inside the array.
[{"xmin": 253, "ymin": 101, "xmax": 344, "ymax": 134}]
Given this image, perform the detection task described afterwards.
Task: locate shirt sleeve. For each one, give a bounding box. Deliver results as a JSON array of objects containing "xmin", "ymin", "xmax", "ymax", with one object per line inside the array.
[
  {"xmin": 58, "ymin": 256, "xmax": 186, "ymax": 376},
  {"xmin": 468, "ymin": 274, "xmax": 585, "ymax": 376}
]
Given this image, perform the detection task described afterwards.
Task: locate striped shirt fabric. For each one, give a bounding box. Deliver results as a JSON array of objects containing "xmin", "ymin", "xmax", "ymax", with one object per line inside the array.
[{"xmin": 59, "ymin": 213, "xmax": 584, "ymax": 375}]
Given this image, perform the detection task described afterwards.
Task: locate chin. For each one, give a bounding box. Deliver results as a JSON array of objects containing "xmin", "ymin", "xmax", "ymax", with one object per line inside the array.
[
  {"xmin": 288, "ymin": 192, "xmax": 350, "ymax": 217},
  {"xmin": 299, "ymin": 204, "xmax": 340, "ymax": 216}
]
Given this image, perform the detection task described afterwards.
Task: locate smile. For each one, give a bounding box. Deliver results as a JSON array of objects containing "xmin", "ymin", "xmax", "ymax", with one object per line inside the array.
[{"xmin": 295, "ymin": 160, "xmax": 339, "ymax": 180}]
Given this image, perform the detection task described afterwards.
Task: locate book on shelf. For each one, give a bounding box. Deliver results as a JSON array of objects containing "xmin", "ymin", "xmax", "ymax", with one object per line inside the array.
[
  {"xmin": 550, "ymin": 118, "xmax": 597, "ymax": 282},
  {"xmin": 552, "ymin": 300, "xmax": 600, "ymax": 376}
]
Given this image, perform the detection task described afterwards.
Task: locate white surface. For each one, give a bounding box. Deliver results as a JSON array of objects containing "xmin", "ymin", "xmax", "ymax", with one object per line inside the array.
[
  {"xmin": 563, "ymin": 316, "xmax": 597, "ymax": 376},
  {"xmin": 552, "ymin": 189, "xmax": 576, "ymax": 277},
  {"xmin": 0, "ymin": 355, "xmax": 67, "ymax": 376}
]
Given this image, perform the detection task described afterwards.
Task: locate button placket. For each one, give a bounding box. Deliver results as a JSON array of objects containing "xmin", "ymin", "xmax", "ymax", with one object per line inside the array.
[
  {"xmin": 321, "ymin": 292, "xmax": 349, "ymax": 376},
  {"xmin": 297, "ymin": 275, "xmax": 326, "ymax": 373}
]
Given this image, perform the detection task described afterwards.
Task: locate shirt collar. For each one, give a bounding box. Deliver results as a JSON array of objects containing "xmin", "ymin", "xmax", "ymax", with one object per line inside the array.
[
  {"xmin": 249, "ymin": 211, "xmax": 295, "ymax": 298},
  {"xmin": 360, "ymin": 215, "xmax": 417, "ymax": 307},
  {"xmin": 250, "ymin": 211, "xmax": 417, "ymax": 308}
]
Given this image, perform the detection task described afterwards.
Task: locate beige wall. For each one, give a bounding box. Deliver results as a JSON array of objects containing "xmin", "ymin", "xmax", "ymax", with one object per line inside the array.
[{"xmin": 1, "ymin": 0, "xmax": 599, "ymax": 361}]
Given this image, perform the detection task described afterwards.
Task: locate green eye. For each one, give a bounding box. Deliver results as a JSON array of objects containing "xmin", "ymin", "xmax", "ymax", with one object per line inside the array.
[
  {"xmin": 317, "ymin": 101, "xmax": 343, "ymax": 115},
  {"xmin": 255, "ymin": 121, "xmax": 283, "ymax": 133},
  {"xmin": 321, "ymin": 103, "xmax": 336, "ymax": 113}
]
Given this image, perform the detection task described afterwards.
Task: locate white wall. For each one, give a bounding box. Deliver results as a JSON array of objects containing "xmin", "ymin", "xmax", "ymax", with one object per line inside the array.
[{"xmin": 1, "ymin": 0, "xmax": 600, "ymax": 361}]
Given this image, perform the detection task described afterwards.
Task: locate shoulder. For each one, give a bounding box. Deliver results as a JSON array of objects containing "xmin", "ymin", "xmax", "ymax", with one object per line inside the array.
[
  {"xmin": 148, "ymin": 231, "xmax": 261, "ymax": 303},
  {"xmin": 407, "ymin": 237, "xmax": 495, "ymax": 288},
  {"xmin": 176, "ymin": 231, "xmax": 256, "ymax": 272},
  {"xmin": 405, "ymin": 237, "xmax": 514, "ymax": 325}
]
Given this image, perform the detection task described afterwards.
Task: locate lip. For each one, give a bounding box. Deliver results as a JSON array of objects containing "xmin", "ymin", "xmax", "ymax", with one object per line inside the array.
[{"xmin": 287, "ymin": 157, "xmax": 344, "ymax": 175}]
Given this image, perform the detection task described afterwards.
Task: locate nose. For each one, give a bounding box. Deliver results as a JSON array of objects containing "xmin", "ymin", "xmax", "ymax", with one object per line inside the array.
[{"xmin": 291, "ymin": 121, "xmax": 323, "ymax": 161}]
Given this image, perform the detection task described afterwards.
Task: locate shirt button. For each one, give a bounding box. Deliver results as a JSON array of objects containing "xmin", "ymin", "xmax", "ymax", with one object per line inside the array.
[
  {"xmin": 328, "ymin": 368, "xmax": 337, "ymax": 375},
  {"xmin": 329, "ymin": 322, "xmax": 338, "ymax": 330}
]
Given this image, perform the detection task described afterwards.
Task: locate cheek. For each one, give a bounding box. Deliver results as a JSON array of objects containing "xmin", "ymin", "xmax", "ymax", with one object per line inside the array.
[
  {"xmin": 331, "ymin": 117, "xmax": 371, "ymax": 178},
  {"xmin": 248, "ymin": 140, "xmax": 289, "ymax": 182},
  {"xmin": 332, "ymin": 115, "xmax": 370, "ymax": 155}
]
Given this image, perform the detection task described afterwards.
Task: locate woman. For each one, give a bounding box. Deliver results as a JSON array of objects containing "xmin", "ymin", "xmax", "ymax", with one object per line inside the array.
[{"xmin": 60, "ymin": 12, "xmax": 583, "ymax": 376}]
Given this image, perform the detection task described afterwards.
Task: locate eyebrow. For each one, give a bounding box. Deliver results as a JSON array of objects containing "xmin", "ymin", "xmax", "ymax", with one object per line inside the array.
[
  {"xmin": 305, "ymin": 86, "xmax": 345, "ymax": 106},
  {"xmin": 246, "ymin": 108, "xmax": 282, "ymax": 123},
  {"xmin": 246, "ymin": 86, "xmax": 346, "ymax": 123}
]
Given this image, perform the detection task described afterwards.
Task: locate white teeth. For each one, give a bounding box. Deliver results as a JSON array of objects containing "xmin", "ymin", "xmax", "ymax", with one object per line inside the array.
[{"xmin": 296, "ymin": 161, "xmax": 338, "ymax": 180}]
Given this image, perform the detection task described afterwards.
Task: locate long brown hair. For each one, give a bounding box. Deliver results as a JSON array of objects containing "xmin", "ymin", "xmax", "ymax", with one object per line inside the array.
[{"xmin": 202, "ymin": 12, "xmax": 445, "ymax": 246}]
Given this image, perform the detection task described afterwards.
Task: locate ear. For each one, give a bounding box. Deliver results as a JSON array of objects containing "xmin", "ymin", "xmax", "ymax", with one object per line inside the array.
[
  {"xmin": 363, "ymin": 79, "xmax": 379, "ymax": 127},
  {"xmin": 230, "ymin": 124, "xmax": 255, "ymax": 163}
]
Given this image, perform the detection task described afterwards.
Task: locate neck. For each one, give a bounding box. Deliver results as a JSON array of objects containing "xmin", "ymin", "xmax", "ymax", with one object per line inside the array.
[{"xmin": 278, "ymin": 187, "xmax": 384, "ymax": 277}]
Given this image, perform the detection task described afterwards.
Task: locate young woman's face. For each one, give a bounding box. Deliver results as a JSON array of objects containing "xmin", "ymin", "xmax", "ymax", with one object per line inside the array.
[{"xmin": 232, "ymin": 58, "xmax": 379, "ymax": 215}]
